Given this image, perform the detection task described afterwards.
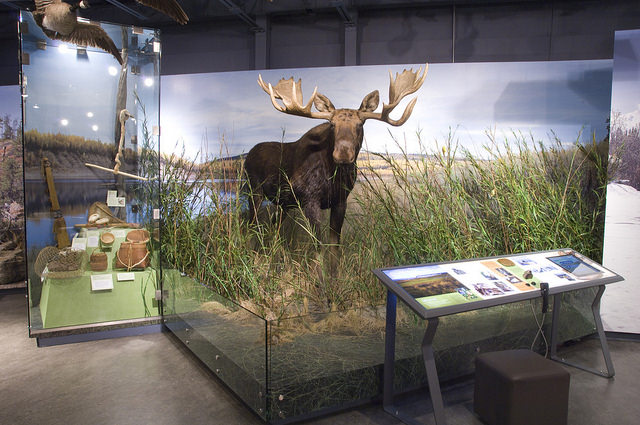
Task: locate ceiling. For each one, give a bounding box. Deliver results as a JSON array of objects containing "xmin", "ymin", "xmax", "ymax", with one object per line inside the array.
[{"xmin": 1, "ymin": 0, "xmax": 553, "ymax": 31}]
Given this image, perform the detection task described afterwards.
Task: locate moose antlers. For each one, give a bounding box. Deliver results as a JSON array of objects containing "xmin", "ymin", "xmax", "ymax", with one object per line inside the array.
[
  {"xmin": 257, "ymin": 75, "xmax": 331, "ymax": 119},
  {"xmin": 362, "ymin": 64, "xmax": 428, "ymax": 126},
  {"xmin": 258, "ymin": 63, "xmax": 428, "ymax": 125}
]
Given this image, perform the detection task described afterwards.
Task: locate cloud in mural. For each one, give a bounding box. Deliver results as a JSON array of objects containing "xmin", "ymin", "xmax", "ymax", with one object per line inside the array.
[
  {"xmin": 161, "ymin": 60, "xmax": 613, "ymax": 161},
  {"xmin": 0, "ymin": 86, "xmax": 20, "ymax": 120},
  {"xmin": 610, "ymin": 30, "xmax": 640, "ymax": 127}
]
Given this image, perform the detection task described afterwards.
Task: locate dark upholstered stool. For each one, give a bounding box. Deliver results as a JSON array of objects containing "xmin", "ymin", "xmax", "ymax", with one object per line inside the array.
[{"xmin": 474, "ymin": 349, "xmax": 570, "ymax": 425}]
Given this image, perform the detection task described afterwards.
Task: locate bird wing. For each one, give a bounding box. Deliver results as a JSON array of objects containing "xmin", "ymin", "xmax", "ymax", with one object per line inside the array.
[
  {"xmin": 32, "ymin": 9, "xmax": 58, "ymax": 39},
  {"xmin": 135, "ymin": 0, "xmax": 189, "ymax": 25},
  {"xmin": 34, "ymin": 0, "xmax": 58, "ymax": 12},
  {"xmin": 52, "ymin": 22, "xmax": 124, "ymax": 65}
]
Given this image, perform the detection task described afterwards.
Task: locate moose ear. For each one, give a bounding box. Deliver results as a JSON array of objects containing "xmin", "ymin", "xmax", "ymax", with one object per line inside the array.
[
  {"xmin": 359, "ymin": 90, "xmax": 379, "ymax": 112},
  {"xmin": 314, "ymin": 93, "xmax": 335, "ymax": 113}
]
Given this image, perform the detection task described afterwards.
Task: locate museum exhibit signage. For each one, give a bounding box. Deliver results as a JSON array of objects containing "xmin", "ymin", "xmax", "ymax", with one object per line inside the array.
[{"xmin": 374, "ymin": 249, "xmax": 623, "ymax": 425}]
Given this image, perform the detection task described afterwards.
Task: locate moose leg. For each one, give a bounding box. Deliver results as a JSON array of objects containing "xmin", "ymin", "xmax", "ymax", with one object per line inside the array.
[
  {"xmin": 328, "ymin": 203, "xmax": 346, "ymax": 281},
  {"xmin": 301, "ymin": 201, "xmax": 326, "ymax": 287},
  {"xmin": 247, "ymin": 191, "xmax": 264, "ymax": 224}
]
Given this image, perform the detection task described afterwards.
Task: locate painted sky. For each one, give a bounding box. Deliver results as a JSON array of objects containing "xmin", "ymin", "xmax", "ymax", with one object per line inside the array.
[
  {"xmin": 0, "ymin": 85, "xmax": 20, "ymax": 120},
  {"xmin": 19, "ymin": 11, "xmax": 158, "ymax": 148},
  {"xmin": 610, "ymin": 29, "xmax": 640, "ymax": 126},
  {"xmin": 161, "ymin": 60, "xmax": 613, "ymax": 161}
]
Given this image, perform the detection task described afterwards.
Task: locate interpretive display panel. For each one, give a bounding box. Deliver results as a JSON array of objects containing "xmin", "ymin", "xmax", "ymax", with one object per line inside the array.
[
  {"xmin": 19, "ymin": 11, "xmax": 161, "ymax": 334},
  {"xmin": 374, "ymin": 249, "xmax": 622, "ymax": 319}
]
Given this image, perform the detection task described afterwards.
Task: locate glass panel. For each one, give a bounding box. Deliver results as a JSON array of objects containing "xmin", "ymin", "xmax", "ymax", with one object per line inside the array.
[
  {"xmin": 391, "ymin": 294, "xmax": 595, "ymax": 392},
  {"xmin": 20, "ymin": 11, "xmax": 161, "ymax": 333},
  {"xmin": 162, "ymin": 269, "xmax": 268, "ymax": 420},
  {"xmin": 269, "ymin": 309, "xmax": 386, "ymax": 421}
]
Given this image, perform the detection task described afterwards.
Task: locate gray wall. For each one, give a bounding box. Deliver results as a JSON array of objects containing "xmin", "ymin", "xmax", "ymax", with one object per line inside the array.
[
  {"xmin": 159, "ymin": 0, "xmax": 640, "ymax": 75},
  {"xmin": 0, "ymin": 9, "xmax": 19, "ymax": 86},
  {"xmin": 2, "ymin": 0, "xmax": 640, "ymax": 82}
]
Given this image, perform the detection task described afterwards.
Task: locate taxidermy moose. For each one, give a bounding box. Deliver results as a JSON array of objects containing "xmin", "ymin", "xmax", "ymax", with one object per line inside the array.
[{"xmin": 244, "ymin": 64, "xmax": 428, "ymax": 280}]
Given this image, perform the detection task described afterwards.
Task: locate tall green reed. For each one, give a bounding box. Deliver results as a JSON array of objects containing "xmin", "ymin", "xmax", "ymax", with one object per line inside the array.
[{"xmin": 161, "ymin": 130, "xmax": 609, "ymax": 317}]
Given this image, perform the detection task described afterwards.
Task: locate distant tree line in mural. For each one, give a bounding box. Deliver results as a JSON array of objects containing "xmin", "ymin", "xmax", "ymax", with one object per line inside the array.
[
  {"xmin": 22, "ymin": 130, "xmax": 139, "ymax": 173},
  {"xmin": 0, "ymin": 114, "xmax": 25, "ymax": 285},
  {"xmin": 610, "ymin": 111, "xmax": 640, "ymax": 190},
  {"xmin": 1, "ymin": 114, "xmax": 22, "ymax": 203}
]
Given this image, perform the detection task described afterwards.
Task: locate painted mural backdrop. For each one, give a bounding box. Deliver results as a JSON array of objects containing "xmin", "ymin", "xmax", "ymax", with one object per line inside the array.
[
  {"xmin": 602, "ymin": 29, "xmax": 640, "ymax": 334},
  {"xmin": 159, "ymin": 61, "xmax": 615, "ymax": 418},
  {"xmin": 161, "ymin": 60, "xmax": 612, "ymax": 160},
  {"xmin": 159, "ymin": 60, "xmax": 613, "ymax": 317},
  {"xmin": 0, "ymin": 85, "xmax": 24, "ymax": 286}
]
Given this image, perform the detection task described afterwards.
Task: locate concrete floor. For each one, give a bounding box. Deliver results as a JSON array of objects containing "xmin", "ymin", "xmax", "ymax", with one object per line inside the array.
[{"xmin": 1, "ymin": 291, "xmax": 639, "ymax": 425}]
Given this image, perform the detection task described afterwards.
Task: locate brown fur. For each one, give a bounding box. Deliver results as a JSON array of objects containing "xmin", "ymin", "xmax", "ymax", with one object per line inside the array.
[{"xmin": 244, "ymin": 93, "xmax": 380, "ymax": 280}]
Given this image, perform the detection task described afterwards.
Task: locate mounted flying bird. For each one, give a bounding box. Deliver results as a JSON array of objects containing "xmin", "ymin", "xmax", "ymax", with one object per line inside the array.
[{"xmin": 32, "ymin": 0, "xmax": 124, "ymax": 65}]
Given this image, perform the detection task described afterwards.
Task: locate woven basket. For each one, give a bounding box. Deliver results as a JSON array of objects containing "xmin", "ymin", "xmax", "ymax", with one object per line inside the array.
[
  {"xmin": 126, "ymin": 229, "xmax": 150, "ymax": 244},
  {"xmin": 115, "ymin": 241, "xmax": 149, "ymax": 270},
  {"xmin": 100, "ymin": 232, "xmax": 115, "ymax": 251},
  {"xmin": 43, "ymin": 248, "xmax": 85, "ymax": 279},
  {"xmin": 90, "ymin": 252, "xmax": 108, "ymax": 271}
]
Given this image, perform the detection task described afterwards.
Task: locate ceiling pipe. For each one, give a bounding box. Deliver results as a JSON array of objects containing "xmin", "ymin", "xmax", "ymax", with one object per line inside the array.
[
  {"xmin": 331, "ymin": 0, "xmax": 354, "ymax": 25},
  {"xmin": 0, "ymin": 0, "xmax": 21, "ymax": 10},
  {"xmin": 218, "ymin": 0, "xmax": 265, "ymax": 32},
  {"xmin": 105, "ymin": 0, "xmax": 149, "ymax": 21}
]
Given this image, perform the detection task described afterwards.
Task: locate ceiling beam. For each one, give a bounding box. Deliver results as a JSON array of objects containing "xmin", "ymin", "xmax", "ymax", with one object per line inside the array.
[
  {"xmin": 104, "ymin": 0, "xmax": 149, "ymax": 21},
  {"xmin": 331, "ymin": 0, "xmax": 354, "ymax": 25},
  {"xmin": 0, "ymin": 0, "xmax": 21, "ymax": 10},
  {"xmin": 218, "ymin": 0, "xmax": 265, "ymax": 32}
]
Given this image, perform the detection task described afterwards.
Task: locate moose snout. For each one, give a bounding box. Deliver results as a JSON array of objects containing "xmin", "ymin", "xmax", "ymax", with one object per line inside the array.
[{"xmin": 333, "ymin": 140, "xmax": 357, "ymax": 164}]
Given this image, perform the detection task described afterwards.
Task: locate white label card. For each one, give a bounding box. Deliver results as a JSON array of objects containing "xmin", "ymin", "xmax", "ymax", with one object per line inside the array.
[
  {"xmin": 87, "ymin": 235, "xmax": 99, "ymax": 248},
  {"xmin": 71, "ymin": 238, "xmax": 87, "ymax": 251},
  {"xmin": 91, "ymin": 274, "xmax": 114, "ymax": 291},
  {"xmin": 112, "ymin": 229, "xmax": 126, "ymax": 238},
  {"xmin": 117, "ymin": 272, "xmax": 135, "ymax": 282}
]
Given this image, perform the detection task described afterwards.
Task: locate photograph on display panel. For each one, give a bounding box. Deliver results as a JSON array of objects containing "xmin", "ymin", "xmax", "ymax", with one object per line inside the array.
[
  {"xmin": 377, "ymin": 250, "xmax": 618, "ymax": 317},
  {"xmin": 602, "ymin": 29, "xmax": 640, "ymax": 334}
]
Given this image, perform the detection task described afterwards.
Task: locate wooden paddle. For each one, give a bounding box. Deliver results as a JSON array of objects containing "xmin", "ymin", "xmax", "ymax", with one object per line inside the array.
[{"xmin": 41, "ymin": 157, "xmax": 70, "ymax": 249}]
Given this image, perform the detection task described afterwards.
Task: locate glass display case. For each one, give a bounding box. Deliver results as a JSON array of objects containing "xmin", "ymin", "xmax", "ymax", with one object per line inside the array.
[
  {"xmin": 163, "ymin": 268, "xmax": 599, "ymax": 423},
  {"xmin": 19, "ymin": 11, "xmax": 161, "ymax": 340},
  {"xmin": 157, "ymin": 62, "xmax": 606, "ymax": 421}
]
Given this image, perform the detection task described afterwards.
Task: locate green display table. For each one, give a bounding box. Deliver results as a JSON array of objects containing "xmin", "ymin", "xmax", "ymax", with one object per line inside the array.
[{"xmin": 39, "ymin": 229, "xmax": 158, "ymax": 329}]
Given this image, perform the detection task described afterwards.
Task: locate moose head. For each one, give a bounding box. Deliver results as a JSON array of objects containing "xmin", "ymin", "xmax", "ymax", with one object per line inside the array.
[{"xmin": 257, "ymin": 64, "xmax": 428, "ymax": 165}]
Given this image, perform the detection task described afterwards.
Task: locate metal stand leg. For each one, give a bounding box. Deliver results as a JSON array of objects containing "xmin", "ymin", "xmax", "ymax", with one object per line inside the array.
[
  {"xmin": 549, "ymin": 285, "xmax": 615, "ymax": 378},
  {"xmin": 383, "ymin": 291, "xmax": 447, "ymax": 425},
  {"xmin": 422, "ymin": 318, "xmax": 446, "ymax": 425},
  {"xmin": 383, "ymin": 291, "xmax": 397, "ymax": 409}
]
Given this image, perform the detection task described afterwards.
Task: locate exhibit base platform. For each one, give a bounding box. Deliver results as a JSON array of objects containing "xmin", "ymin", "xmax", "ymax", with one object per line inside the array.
[
  {"xmin": 38, "ymin": 267, "xmax": 158, "ymax": 329},
  {"xmin": 32, "ymin": 316, "xmax": 163, "ymax": 347}
]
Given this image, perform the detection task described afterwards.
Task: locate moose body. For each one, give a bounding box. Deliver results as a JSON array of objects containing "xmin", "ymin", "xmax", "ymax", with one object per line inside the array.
[
  {"xmin": 245, "ymin": 118, "xmax": 361, "ymax": 233},
  {"xmin": 245, "ymin": 65, "xmax": 428, "ymax": 279}
]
